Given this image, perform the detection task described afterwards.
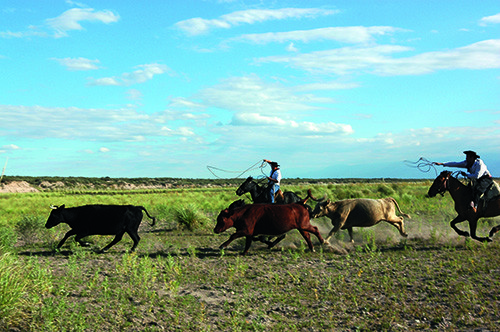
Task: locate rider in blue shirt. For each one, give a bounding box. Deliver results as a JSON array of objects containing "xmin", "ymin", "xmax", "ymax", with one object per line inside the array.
[{"xmin": 264, "ymin": 159, "xmax": 281, "ymax": 203}]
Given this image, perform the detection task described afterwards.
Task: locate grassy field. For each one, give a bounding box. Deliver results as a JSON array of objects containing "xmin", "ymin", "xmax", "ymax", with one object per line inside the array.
[{"xmin": 1, "ymin": 179, "xmax": 499, "ymax": 331}]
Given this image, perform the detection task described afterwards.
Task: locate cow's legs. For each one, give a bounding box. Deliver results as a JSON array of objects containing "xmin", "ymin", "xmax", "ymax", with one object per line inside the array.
[
  {"xmin": 100, "ymin": 231, "xmax": 125, "ymax": 252},
  {"xmin": 450, "ymin": 215, "xmax": 469, "ymax": 237},
  {"xmin": 126, "ymin": 231, "xmax": 141, "ymax": 251},
  {"xmin": 324, "ymin": 220, "xmax": 343, "ymax": 243},
  {"xmin": 298, "ymin": 229, "xmax": 315, "ymax": 252},
  {"xmin": 56, "ymin": 229, "xmax": 77, "ymax": 249},
  {"xmin": 347, "ymin": 227, "xmax": 354, "ymax": 242},
  {"xmin": 267, "ymin": 234, "xmax": 286, "ymax": 249},
  {"xmin": 302, "ymin": 224, "xmax": 325, "ymax": 246},
  {"xmin": 219, "ymin": 232, "xmax": 245, "ymax": 250},
  {"xmin": 384, "ymin": 217, "xmax": 408, "ymax": 237},
  {"xmin": 242, "ymin": 236, "xmax": 253, "ymax": 255},
  {"xmin": 75, "ymin": 233, "xmax": 92, "ymax": 247}
]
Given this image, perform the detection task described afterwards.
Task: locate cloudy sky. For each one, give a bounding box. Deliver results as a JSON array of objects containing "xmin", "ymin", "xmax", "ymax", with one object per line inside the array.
[{"xmin": 1, "ymin": 0, "xmax": 499, "ymax": 179}]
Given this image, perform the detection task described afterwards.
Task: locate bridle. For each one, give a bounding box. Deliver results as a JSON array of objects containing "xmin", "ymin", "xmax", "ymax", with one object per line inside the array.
[{"xmin": 436, "ymin": 172, "xmax": 451, "ymax": 197}]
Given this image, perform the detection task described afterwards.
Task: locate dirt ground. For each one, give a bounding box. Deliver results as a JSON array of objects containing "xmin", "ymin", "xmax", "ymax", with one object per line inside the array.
[{"xmin": 13, "ymin": 223, "xmax": 500, "ymax": 331}]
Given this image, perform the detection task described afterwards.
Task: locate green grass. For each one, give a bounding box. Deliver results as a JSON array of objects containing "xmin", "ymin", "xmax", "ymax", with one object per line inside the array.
[{"xmin": 1, "ymin": 180, "xmax": 500, "ymax": 331}]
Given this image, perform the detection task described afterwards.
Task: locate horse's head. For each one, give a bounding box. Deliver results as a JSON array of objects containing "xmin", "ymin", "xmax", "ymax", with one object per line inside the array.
[
  {"xmin": 236, "ymin": 176, "xmax": 254, "ymax": 196},
  {"xmin": 427, "ymin": 171, "xmax": 452, "ymax": 197}
]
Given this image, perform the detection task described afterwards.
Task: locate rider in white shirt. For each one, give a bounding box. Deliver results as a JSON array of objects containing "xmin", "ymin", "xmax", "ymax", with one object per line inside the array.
[
  {"xmin": 435, "ymin": 150, "xmax": 493, "ymax": 212},
  {"xmin": 264, "ymin": 159, "xmax": 281, "ymax": 203}
]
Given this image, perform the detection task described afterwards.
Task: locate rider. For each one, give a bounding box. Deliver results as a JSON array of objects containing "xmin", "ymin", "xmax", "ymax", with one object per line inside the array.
[
  {"xmin": 435, "ymin": 150, "xmax": 493, "ymax": 212},
  {"xmin": 263, "ymin": 159, "xmax": 281, "ymax": 203}
]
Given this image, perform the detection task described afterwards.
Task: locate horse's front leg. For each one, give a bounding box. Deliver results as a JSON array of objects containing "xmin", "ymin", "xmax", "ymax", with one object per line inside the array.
[
  {"xmin": 469, "ymin": 218, "xmax": 492, "ymax": 243},
  {"xmin": 450, "ymin": 215, "xmax": 469, "ymax": 237}
]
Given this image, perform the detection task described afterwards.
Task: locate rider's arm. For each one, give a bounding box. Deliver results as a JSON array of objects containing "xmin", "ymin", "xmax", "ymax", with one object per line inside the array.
[{"xmin": 442, "ymin": 160, "xmax": 467, "ymax": 168}]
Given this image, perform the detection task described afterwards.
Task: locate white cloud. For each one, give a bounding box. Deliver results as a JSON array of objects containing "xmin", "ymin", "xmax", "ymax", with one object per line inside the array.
[
  {"xmin": 258, "ymin": 39, "xmax": 500, "ymax": 76},
  {"xmin": 2, "ymin": 144, "xmax": 20, "ymax": 150},
  {"xmin": 1, "ymin": 6, "xmax": 119, "ymax": 39},
  {"xmin": 287, "ymin": 42, "xmax": 298, "ymax": 52},
  {"xmin": 479, "ymin": 13, "xmax": 500, "ymax": 26},
  {"xmin": 196, "ymin": 75, "xmax": 333, "ymax": 113},
  {"xmin": 231, "ymin": 113, "xmax": 353, "ymax": 136},
  {"xmin": 99, "ymin": 147, "xmax": 110, "ymax": 153},
  {"xmin": 46, "ymin": 8, "xmax": 120, "ymax": 38},
  {"xmin": 126, "ymin": 89, "xmax": 143, "ymax": 101},
  {"xmin": 89, "ymin": 63, "xmax": 170, "ymax": 86},
  {"xmin": 293, "ymin": 81, "xmax": 360, "ymax": 91},
  {"xmin": 175, "ymin": 8, "xmax": 337, "ymax": 36},
  {"xmin": 232, "ymin": 26, "xmax": 402, "ymax": 45},
  {"xmin": 52, "ymin": 57, "xmax": 100, "ymax": 70},
  {"xmin": 0, "ymin": 105, "xmax": 197, "ymax": 142}
]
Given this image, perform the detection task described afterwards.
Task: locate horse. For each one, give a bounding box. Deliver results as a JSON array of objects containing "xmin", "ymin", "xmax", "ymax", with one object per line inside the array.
[
  {"xmin": 236, "ymin": 176, "xmax": 305, "ymax": 205},
  {"xmin": 427, "ymin": 171, "xmax": 500, "ymax": 242}
]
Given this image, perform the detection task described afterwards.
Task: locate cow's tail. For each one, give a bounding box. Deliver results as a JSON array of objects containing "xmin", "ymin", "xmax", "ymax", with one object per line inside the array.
[
  {"xmin": 139, "ymin": 206, "xmax": 156, "ymax": 226},
  {"xmin": 390, "ymin": 198, "xmax": 411, "ymax": 219}
]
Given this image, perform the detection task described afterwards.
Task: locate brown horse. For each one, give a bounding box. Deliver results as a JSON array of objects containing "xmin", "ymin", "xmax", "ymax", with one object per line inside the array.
[{"xmin": 427, "ymin": 171, "xmax": 500, "ymax": 242}]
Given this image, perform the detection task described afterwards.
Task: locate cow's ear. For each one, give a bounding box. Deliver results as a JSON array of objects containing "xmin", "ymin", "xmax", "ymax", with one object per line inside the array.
[{"xmin": 60, "ymin": 204, "xmax": 65, "ymax": 209}]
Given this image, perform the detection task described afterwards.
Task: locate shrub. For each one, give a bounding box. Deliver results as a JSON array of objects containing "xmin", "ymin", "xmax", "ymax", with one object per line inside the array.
[
  {"xmin": 174, "ymin": 204, "xmax": 208, "ymax": 231},
  {"xmin": 377, "ymin": 184, "xmax": 395, "ymax": 196},
  {"xmin": 0, "ymin": 226, "xmax": 16, "ymax": 250},
  {"xmin": 0, "ymin": 253, "xmax": 52, "ymax": 330},
  {"xmin": 16, "ymin": 215, "xmax": 47, "ymax": 244}
]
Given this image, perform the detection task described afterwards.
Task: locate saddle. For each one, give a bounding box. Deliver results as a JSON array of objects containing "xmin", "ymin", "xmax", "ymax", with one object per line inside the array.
[
  {"xmin": 274, "ymin": 189, "xmax": 284, "ymax": 203},
  {"xmin": 479, "ymin": 180, "xmax": 500, "ymax": 210}
]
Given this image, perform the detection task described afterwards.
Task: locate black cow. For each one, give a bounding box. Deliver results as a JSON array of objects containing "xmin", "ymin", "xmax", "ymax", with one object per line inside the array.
[{"xmin": 45, "ymin": 204, "xmax": 156, "ymax": 252}]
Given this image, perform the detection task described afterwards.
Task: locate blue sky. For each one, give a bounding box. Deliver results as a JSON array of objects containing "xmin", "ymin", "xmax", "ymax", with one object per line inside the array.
[{"xmin": 1, "ymin": 0, "xmax": 499, "ymax": 179}]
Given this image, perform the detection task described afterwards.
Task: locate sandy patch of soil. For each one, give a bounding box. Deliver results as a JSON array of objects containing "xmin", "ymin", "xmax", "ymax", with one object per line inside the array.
[{"xmin": 0, "ymin": 181, "xmax": 39, "ymax": 193}]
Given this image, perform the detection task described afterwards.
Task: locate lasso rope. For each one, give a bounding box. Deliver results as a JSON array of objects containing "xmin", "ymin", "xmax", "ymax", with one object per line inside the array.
[
  {"xmin": 403, "ymin": 157, "xmax": 438, "ymax": 176},
  {"xmin": 207, "ymin": 160, "xmax": 268, "ymax": 179}
]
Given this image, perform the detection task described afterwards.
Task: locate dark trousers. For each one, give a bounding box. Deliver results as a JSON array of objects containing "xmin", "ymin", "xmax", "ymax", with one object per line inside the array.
[{"xmin": 473, "ymin": 176, "xmax": 493, "ymax": 204}]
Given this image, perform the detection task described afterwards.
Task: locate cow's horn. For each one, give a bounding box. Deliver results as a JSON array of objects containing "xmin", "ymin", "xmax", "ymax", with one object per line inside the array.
[{"xmin": 50, "ymin": 205, "xmax": 57, "ymax": 209}]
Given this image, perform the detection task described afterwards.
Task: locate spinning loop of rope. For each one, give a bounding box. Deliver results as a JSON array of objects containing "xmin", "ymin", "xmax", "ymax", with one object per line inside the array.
[
  {"xmin": 403, "ymin": 157, "xmax": 438, "ymax": 176},
  {"xmin": 207, "ymin": 160, "xmax": 269, "ymax": 179}
]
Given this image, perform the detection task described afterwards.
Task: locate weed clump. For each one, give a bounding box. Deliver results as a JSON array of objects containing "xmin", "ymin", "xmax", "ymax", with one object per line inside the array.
[
  {"xmin": 15, "ymin": 214, "xmax": 47, "ymax": 244},
  {"xmin": 174, "ymin": 204, "xmax": 208, "ymax": 231}
]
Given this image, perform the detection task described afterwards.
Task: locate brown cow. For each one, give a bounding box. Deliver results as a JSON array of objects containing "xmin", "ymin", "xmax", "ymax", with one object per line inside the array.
[
  {"xmin": 214, "ymin": 190, "xmax": 324, "ymax": 255},
  {"xmin": 311, "ymin": 197, "xmax": 410, "ymax": 244}
]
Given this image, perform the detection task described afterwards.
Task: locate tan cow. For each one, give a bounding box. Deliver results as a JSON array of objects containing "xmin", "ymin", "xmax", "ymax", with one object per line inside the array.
[{"xmin": 311, "ymin": 197, "xmax": 410, "ymax": 243}]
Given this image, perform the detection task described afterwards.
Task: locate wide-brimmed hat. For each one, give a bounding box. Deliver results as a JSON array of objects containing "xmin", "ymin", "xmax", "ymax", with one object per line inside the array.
[
  {"xmin": 463, "ymin": 150, "xmax": 480, "ymax": 159},
  {"xmin": 270, "ymin": 162, "xmax": 280, "ymax": 168}
]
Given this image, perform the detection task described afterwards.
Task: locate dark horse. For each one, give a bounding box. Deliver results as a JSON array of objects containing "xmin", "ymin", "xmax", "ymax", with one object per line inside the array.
[
  {"xmin": 236, "ymin": 176, "xmax": 304, "ymax": 205},
  {"xmin": 427, "ymin": 171, "xmax": 500, "ymax": 242}
]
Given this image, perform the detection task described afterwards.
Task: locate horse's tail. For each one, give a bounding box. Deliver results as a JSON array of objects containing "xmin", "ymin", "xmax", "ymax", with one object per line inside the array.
[{"xmin": 389, "ymin": 198, "xmax": 411, "ymax": 219}]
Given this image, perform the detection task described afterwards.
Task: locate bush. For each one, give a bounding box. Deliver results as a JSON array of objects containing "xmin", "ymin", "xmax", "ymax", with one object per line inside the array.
[
  {"xmin": 16, "ymin": 215, "xmax": 47, "ymax": 244},
  {"xmin": 174, "ymin": 204, "xmax": 208, "ymax": 231},
  {"xmin": 0, "ymin": 226, "xmax": 16, "ymax": 250},
  {"xmin": 377, "ymin": 184, "xmax": 395, "ymax": 196},
  {"xmin": 0, "ymin": 253, "xmax": 52, "ymax": 330}
]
